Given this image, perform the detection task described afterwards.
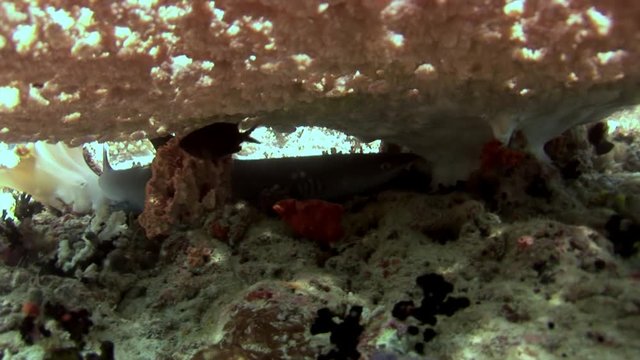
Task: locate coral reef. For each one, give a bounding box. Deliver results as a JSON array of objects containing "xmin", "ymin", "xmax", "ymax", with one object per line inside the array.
[
  {"xmin": 138, "ymin": 138, "xmax": 232, "ymax": 239},
  {"xmin": 55, "ymin": 205, "xmax": 129, "ymax": 277},
  {"xmin": 0, "ymin": 1, "xmax": 638, "ymax": 183},
  {"xmin": 0, "ymin": 3, "xmax": 639, "ymax": 358},
  {"xmin": 1, "ymin": 174, "xmax": 639, "ymax": 359},
  {"xmin": 0, "ymin": 119, "xmax": 638, "ymax": 359}
]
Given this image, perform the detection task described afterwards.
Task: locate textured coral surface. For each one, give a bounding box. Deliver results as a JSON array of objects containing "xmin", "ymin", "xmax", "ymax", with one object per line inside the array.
[
  {"xmin": 2, "ymin": 163, "xmax": 640, "ymax": 359},
  {"xmin": 0, "ymin": 123, "xmax": 638, "ymax": 359},
  {"xmin": 138, "ymin": 137, "xmax": 231, "ymax": 239},
  {"xmin": 1, "ymin": 0, "xmax": 639, "ymax": 181}
]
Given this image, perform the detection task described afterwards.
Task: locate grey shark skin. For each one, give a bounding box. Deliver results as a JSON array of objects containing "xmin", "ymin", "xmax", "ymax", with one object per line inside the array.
[
  {"xmin": 98, "ymin": 148, "xmax": 150, "ymax": 213},
  {"xmin": 98, "ymin": 134, "xmax": 173, "ymax": 213},
  {"xmin": 97, "ymin": 153, "xmax": 429, "ymax": 213},
  {"xmin": 231, "ymin": 153, "xmax": 428, "ymax": 204}
]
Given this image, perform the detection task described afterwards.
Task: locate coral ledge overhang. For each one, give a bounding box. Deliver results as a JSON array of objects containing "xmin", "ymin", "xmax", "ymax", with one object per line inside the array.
[{"xmin": 0, "ymin": 0, "xmax": 637, "ymax": 183}]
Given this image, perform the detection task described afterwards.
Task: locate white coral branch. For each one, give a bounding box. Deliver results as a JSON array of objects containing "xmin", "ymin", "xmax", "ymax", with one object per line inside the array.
[{"xmin": 0, "ymin": 141, "xmax": 105, "ymax": 213}]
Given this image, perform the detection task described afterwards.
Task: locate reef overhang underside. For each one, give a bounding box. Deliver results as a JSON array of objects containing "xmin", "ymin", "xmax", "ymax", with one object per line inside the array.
[{"xmin": 0, "ymin": 0, "xmax": 638, "ymax": 182}]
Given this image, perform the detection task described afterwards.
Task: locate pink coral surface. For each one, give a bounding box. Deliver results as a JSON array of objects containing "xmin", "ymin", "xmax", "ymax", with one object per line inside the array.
[{"xmin": 138, "ymin": 138, "xmax": 231, "ymax": 239}]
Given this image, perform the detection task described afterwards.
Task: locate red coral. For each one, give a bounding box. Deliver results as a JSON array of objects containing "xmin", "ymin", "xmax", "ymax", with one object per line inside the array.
[
  {"xmin": 480, "ymin": 139, "xmax": 526, "ymax": 172},
  {"xmin": 273, "ymin": 199, "xmax": 344, "ymax": 246},
  {"xmin": 245, "ymin": 289, "xmax": 274, "ymax": 301},
  {"xmin": 517, "ymin": 235, "xmax": 535, "ymax": 250},
  {"xmin": 209, "ymin": 221, "xmax": 230, "ymax": 242},
  {"xmin": 22, "ymin": 301, "xmax": 40, "ymax": 317}
]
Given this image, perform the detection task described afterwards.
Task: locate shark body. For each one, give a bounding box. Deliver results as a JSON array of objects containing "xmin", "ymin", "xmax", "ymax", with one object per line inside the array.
[
  {"xmin": 98, "ymin": 147, "xmax": 151, "ymax": 213},
  {"xmin": 98, "ymin": 152, "xmax": 429, "ymax": 213}
]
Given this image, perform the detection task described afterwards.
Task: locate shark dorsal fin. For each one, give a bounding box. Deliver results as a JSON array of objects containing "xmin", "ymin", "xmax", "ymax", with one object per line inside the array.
[{"xmin": 102, "ymin": 144, "xmax": 113, "ymax": 173}]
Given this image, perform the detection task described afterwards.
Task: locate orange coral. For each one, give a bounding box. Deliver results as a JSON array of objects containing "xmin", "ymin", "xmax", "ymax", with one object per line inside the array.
[
  {"xmin": 273, "ymin": 199, "xmax": 344, "ymax": 246},
  {"xmin": 138, "ymin": 138, "xmax": 232, "ymax": 239},
  {"xmin": 22, "ymin": 301, "xmax": 40, "ymax": 317}
]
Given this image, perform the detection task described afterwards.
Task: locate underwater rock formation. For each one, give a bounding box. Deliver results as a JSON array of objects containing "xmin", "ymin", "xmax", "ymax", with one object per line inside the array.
[{"xmin": 0, "ymin": 0, "xmax": 638, "ymax": 182}]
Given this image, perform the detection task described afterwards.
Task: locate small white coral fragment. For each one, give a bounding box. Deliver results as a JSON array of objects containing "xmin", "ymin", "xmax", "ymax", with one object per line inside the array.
[
  {"xmin": 0, "ymin": 86, "xmax": 20, "ymax": 112},
  {"xmin": 414, "ymin": 63, "xmax": 437, "ymax": 81},
  {"xmin": 29, "ymin": 86, "xmax": 50, "ymax": 106},
  {"xmin": 292, "ymin": 54, "xmax": 313, "ymax": 71},
  {"xmin": 586, "ymin": 7, "xmax": 612, "ymax": 36},
  {"xmin": 596, "ymin": 50, "xmax": 626, "ymax": 65},
  {"xmin": 62, "ymin": 112, "xmax": 82, "ymax": 124},
  {"xmin": 71, "ymin": 31, "xmax": 102, "ymax": 58},
  {"xmin": 510, "ymin": 21, "xmax": 526, "ymax": 42},
  {"xmin": 46, "ymin": 7, "xmax": 75, "ymax": 30},
  {"xmin": 12, "ymin": 24, "xmax": 38, "ymax": 54},
  {"xmin": 515, "ymin": 47, "xmax": 545, "ymax": 62},
  {"xmin": 90, "ymin": 205, "xmax": 128, "ymax": 241},
  {"xmin": 386, "ymin": 31, "xmax": 405, "ymax": 48}
]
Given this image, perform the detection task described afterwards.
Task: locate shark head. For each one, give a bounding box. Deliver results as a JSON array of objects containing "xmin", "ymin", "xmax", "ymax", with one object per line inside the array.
[{"xmin": 98, "ymin": 145, "xmax": 151, "ymax": 213}]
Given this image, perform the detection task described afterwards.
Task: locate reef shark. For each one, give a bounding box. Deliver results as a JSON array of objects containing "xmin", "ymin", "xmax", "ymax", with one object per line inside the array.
[
  {"xmin": 97, "ymin": 151, "xmax": 430, "ymax": 214},
  {"xmin": 96, "ymin": 120, "xmax": 429, "ymax": 213},
  {"xmin": 98, "ymin": 146, "xmax": 151, "ymax": 213},
  {"xmin": 231, "ymin": 153, "xmax": 430, "ymax": 206}
]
